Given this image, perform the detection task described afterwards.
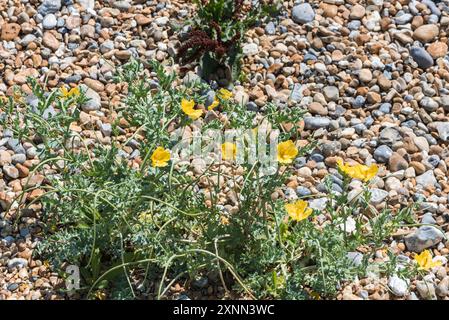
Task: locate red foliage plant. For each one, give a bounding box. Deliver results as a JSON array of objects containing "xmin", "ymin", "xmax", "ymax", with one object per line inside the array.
[
  {"xmin": 177, "ymin": 0, "xmax": 253, "ymax": 64},
  {"xmin": 178, "ymin": 22, "xmax": 241, "ymax": 64}
]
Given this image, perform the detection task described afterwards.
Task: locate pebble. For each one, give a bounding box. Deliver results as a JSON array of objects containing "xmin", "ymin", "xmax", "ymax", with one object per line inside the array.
[
  {"xmin": 404, "ymin": 226, "xmax": 444, "ymax": 253},
  {"xmin": 242, "ymin": 43, "xmax": 259, "ymax": 56},
  {"xmin": 309, "ymin": 102, "xmax": 327, "ymax": 116},
  {"xmin": 388, "ymin": 153, "xmax": 408, "ymax": 172},
  {"xmin": 100, "ymin": 123, "xmax": 112, "ymax": 137},
  {"xmin": 436, "ymin": 277, "xmax": 449, "ymax": 297},
  {"xmin": 434, "ymin": 122, "xmax": 449, "ymax": 141},
  {"xmin": 38, "ymin": 0, "xmax": 61, "ymax": 16},
  {"xmin": 359, "ymin": 69, "xmax": 372, "ymax": 83},
  {"xmin": 309, "ymin": 198, "xmax": 327, "ymax": 211},
  {"xmin": 155, "ymin": 16, "xmax": 169, "ymax": 26},
  {"xmin": 135, "ymin": 14, "xmax": 152, "ymax": 26},
  {"xmin": 264, "ymin": 22, "xmax": 275, "ymax": 35},
  {"xmin": 394, "ymin": 13, "xmax": 413, "ymax": 25},
  {"xmin": 11, "ymin": 154, "xmax": 26, "ymax": 165},
  {"xmin": 7, "ymin": 283, "xmax": 19, "ymax": 292},
  {"xmin": 320, "ymin": 141, "xmax": 341, "ymax": 157},
  {"xmin": 388, "ymin": 276, "xmax": 408, "ymax": 297},
  {"xmin": 42, "ymin": 32, "xmax": 60, "ymax": 51},
  {"xmin": 304, "ymin": 117, "xmax": 330, "ymax": 129},
  {"xmin": 323, "ymin": 86, "xmax": 339, "ymax": 102},
  {"xmin": 416, "ymin": 170, "xmax": 437, "ymax": 188},
  {"xmin": 7, "ymin": 258, "xmax": 28, "ymax": 270},
  {"xmin": 43, "ymin": 14, "xmax": 58, "ymax": 29},
  {"xmin": 410, "ymin": 47, "xmax": 434, "ymax": 69},
  {"xmin": 81, "ymin": 87, "xmax": 101, "ymax": 111},
  {"xmin": 3, "ymin": 165, "xmax": 19, "ymax": 179},
  {"xmin": 113, "ymin": 0, "xmax": 131, "ymax": 11},
  {"xmin": 413, "ymin": 25, "xmax": 439, "ymax": 43},
  {"xmin": 20, "ymin": 34, "xmax": 37, "ymax": 47},
  {"xmin": 385, "ymin": 177, "xmax": 402, "ymax": 191},
  {"xmin": 420, "ymin": 97, "xmax": 439, "ymax": 112},
  {"xmin": 0, "ymin": 150, "xmax": 12, "ymax": 166},
  {"xmin": 1, "ymin": 23, "xmax": 21, "ymax": 41},
  {"xmin": 379, "ymin": 127, "xmax": 401, "ymax": 145},
  {"xmin": 373, "ymin": 145, "xmax": 393, "ymax": 163},
  {"xmin": 84, "ymin": 78, "xmax": 105, "ymax": 92},
  {"xmin": 296, "ymin": 186, "xmax": 311, "ymax": 197},
  {"xmin": 421, "ymin": 213, "xmax": 437, "ymax": 225},
  {"xmin": 370, "ymin": 188, "xmax": 389, "ymax": 205},
  {"xmin": 427, "ymin": 42, "xmax": 448, "ymax": 59},
  {"xmin": 350, "ymin": 4, "xmax": 365, "ymax": 20},
  {"xmin": 416, "ymin": 281, "xmax": 437, "ymax": 300},
  {"xmin": 292, "ymin": 3, "xmax": 315, "ymax": 24}
]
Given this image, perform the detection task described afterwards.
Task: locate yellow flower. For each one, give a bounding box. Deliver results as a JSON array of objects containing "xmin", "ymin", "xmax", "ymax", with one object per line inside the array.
[
  {"xmin": 309, "ymin": 291, "xmax": 321, "ymax": 300},
  {"xmin": 277, "ymin": 140, "xmax": 298, "ymax": 164},
  {"xmin": 337, "ymin": 160, "xmax": 378, "ymax": 182},
  {"xmin": 208, "ymin": 99, "xmax": 219, "ymax": 111},
  {"xmin": 285, "ymin": 200, "xmax": 313, "ymax": 222},
  {"xmin": 220, "ymin": 215, "xmax": 230, "ymax": 226},
  {"xmin": 60, "ymin": 86, "xmax": 80, "ymax": 99},
  {"xmin": 221, "ymin": 142, "xmax": 237, "ymax": 161},
  {"xmin": 138, "ymin": 212, "xmax": 152, "ymax": 224},
  {"xmin": 181, "ymin": 98, "xmax": 202, "ymax": 120},
  {"xmin": 94, "ymin": 290, "xmax": 107, "ymax": 300},
  {"xmin": 13, "ymin": 91, "xmax": 23, "ymax": 103},
  {"xmin": 414, "ymin": 250, "xmax": 442, "ymax": 270},
  {"xmin": 217, "ymin": 88, "xmax": 232, "ymax": 100},
  {"xmin": 151, "ymin": 146, "xmax": 171, "ymax": 168}
]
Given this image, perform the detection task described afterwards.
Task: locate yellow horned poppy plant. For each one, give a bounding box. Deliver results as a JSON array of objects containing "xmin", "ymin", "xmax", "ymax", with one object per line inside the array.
[
  {"xmin": 337, "ymin": 160, "xmax": 378, "ymax": 182},
  {"xmin": 220, "ymin": 215, "xmax": 230, "ymax": 226},
  {"xmin": 13, "ymin": 91, "xmax": 24, "ymax": 103},
  {"xmin": 285, "ymin": 200, "xmax": 313, "ymax": 222},
  {"xmin": 277, "ymin": 140, "xmax": 298, "ymax": 164},
  {"xmin": 217, "ymin": 88, "xmax": 232, "ymax": 100},
  {"xmin": 181, "ymin": 99, "xmax": 202, "ymax": 120},
  {"xmin": 414, "ymin": 250, "xmax": 442, "ymax": 270},
  {"xmin": 208, "ymin": 99, "xmax": 219, "ymax": 111},
  {"xmin": 151, "ymin": 146, "xmax": 171, "ymax": 168},
  {"xmin": 221, "ymin": 142, "xmax": 237, "ymax": 160},
  {"xmin": 61, "ymin": 86, "xmax": 80, "ymax": 99}
]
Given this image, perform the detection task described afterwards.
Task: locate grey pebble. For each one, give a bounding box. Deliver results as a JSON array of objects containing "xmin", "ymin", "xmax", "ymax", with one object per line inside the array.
[
  {"xmin": 292, "ymin": 3, "xmax": 315, "ymax": 24},
  {"xmin": 410, "ymin": 47, "xmax": 434, "ymax": 69},
  {"xmin": 43, "ymin": 14, "xmax": 58, "ymax": 29},
  {"xmin": 373, "ymin": 145, "xmax": 393, "ymax": 163},
  {"xmin": 7, "ymin": 258, "xmax": 28, "ymax": 270},
  {"xmin": 404, "ymin": 226, "xmax": 444, "ymax": 253}
]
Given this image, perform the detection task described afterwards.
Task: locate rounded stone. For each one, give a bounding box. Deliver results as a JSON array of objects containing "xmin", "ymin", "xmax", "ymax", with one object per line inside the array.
[
  {"xmin": 410, "ymin": 47, "xmax": 434, "ymax": 69},
  {"xmin": 373, "ymin": 145, "xmax": 393, "ymax": 163},
  {"xmin": 349, "ymin": 4, "xmax": 365, "ymax": 20},
  {"xmin": 388, "ymin": 276, "xmax": 408, "ymax": 297},
  {"xmin": 43, "ymin": 14, "xmax": 57, "ymax": 29},
  {"xmin": 323, "ymin": 86, "xmax": 339, "ymax": 102},
  {"xmin": 359, "ymin": 69, "xmax": 372, "ymax": 83},
  {"xmin": 404, "ymin": 226, "xmax": 444, "ymax": 253},
  {"xmin": 1, "ymin": 23, "xmax": 21, "ymax": 41},
  {"xmin": 427, "ymin": 42, "xmax": 448, "ymax": 59},
  {"xmin": 292, "ymin": 3, "xmax": 315, "ymax": 24},
  {"xmin": 413, "ymin": 25, "xmax": 439, "ymax": 43}
]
